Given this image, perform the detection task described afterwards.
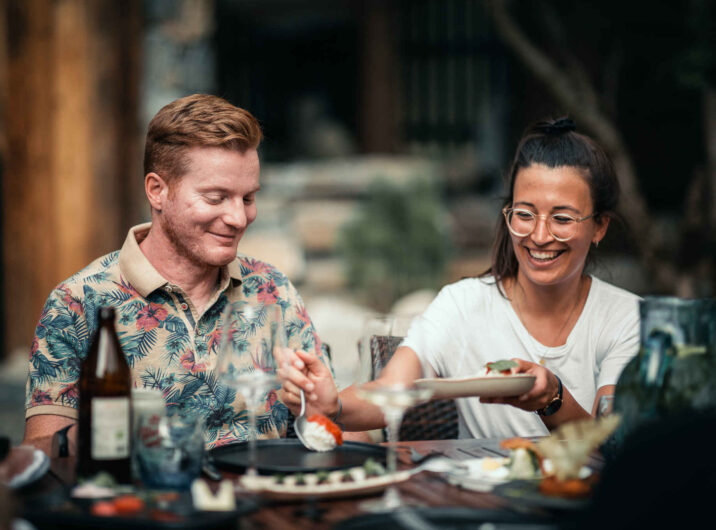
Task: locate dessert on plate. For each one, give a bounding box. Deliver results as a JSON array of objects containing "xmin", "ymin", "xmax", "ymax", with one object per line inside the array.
[
  {"xmin": 303, "ymin": 414, "xmax": 343, "ymax": 452},
  {"xmin": 481, "ymin": 359, "xmax": 519, "ymax": 377}
]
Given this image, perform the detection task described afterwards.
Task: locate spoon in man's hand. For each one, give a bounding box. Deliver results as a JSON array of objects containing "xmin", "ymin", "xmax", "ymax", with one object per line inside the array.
[{"xmin": 294, "ymin": 389, "xmax": 318, "ymax": 451}]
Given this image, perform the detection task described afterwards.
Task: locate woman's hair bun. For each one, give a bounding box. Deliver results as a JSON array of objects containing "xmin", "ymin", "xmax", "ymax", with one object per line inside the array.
[{"xmin": 534, "ymin": 117, "xmax": 576, "ymax": 135}]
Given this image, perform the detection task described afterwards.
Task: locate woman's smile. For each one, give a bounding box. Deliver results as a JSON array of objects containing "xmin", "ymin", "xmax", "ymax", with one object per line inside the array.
[{"xmin": 525, "ymin": 247, "xmax": 566, "ymax": 263}]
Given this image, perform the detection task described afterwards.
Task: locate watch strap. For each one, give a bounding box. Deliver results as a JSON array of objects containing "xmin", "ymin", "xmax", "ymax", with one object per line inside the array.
[{"xmin": 536, "ymin": 375, "xmax": 563, "ymax": 416}]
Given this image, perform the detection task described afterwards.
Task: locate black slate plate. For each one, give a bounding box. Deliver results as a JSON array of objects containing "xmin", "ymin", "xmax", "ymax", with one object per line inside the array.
[
  {"xmin": 492, "ymin": 480, "xmax": 591, "ymax": 511},
  {"xmin": 333, "ymin": 507, "xmax": 559, "ymax": 530},
  {"xmin": 211, "ymin": 439, "xmax": 386, "ymax": 475}
]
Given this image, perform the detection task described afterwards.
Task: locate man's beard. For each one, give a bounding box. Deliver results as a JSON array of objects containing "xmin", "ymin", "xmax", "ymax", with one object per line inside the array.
[{"xmin": 159, "ymin": 211, "xmax": 231, "ymax": 270}]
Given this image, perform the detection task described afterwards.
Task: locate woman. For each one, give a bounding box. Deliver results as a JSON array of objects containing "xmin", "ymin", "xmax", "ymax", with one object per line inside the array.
[{"xmin": 279, "ymin": 118, "xmax": 640, "ymax": 438}]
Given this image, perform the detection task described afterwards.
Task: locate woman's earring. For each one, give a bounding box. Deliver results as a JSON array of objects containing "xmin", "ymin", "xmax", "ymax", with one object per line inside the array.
[{"xmin": 594, "ymin": 240, "xmax": 600, "ymax": 248}]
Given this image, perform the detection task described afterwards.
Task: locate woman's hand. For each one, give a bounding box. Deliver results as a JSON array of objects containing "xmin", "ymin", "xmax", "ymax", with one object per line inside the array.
[
  {"xmin": 277, "ymin": 349, "xmax": 340, "ymax": 418},
  {"xmin": 479, "ymin": 358, "xmax": 560, "ymax": 412}
]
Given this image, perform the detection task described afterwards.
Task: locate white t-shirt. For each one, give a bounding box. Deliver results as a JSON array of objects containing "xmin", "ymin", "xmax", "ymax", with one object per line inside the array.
[{"xmin": 402, "ymin": 275, "xmax": 640, "ymax": 439}]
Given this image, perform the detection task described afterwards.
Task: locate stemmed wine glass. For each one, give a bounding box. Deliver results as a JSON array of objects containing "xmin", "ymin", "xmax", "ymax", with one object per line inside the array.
[
  {"xmin": 355, "ymin": 313, "xmax": 433, "ymax": 511},
  {"xmin": 215, "ymin": 301, "xmax": 284, "ymax": 476}
]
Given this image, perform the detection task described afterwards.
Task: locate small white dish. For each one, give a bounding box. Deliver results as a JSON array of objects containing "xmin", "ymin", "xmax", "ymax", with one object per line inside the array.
[
  {"xmin": 415, "ymin": 374, "xmax": 536, "ymax": 399},
  {"xmin": 445, "ymin": 457, "xmax": 513, "ymax": 492},
  {"xmin": 239, "ymin": 469, "xmax": 413, "ymax": 501},
  {"xmin": 445, "ymin": 457, "xmax": 592, "ymax": 493},
  {"xmin": 8, "ymin": 448, "xmax": 50, "ymax": 489}
]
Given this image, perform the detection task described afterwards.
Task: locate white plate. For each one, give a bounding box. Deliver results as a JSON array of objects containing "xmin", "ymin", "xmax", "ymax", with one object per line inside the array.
[
  {"xmin": 415, "ymin": 374, "xmax": 536, "ymax": 399},
  {"xmin": 7, "ymin": 448, "xmax": 50, "ymax": 489},
  {"xmin": 445, "ymin": 457, "xmax": 591, "ymax": 493},
  {"xmin": 239, "ymin": 469, "xmax": 412, "ymax": 501},
  {"xmin": 445, "ymin": 457, "xmax": 512, "ymax": 492}
]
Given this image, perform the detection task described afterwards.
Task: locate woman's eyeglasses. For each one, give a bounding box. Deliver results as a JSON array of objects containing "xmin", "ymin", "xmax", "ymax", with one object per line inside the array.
[{"xmin": 502, "ymin": 207, "xmax": 595, "ymax": 242}]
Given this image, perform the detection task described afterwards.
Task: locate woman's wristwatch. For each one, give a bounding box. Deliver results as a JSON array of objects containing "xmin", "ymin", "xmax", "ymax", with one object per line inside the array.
[{"xmin": 536, "ymin": 375, "xmax": 563, "ymax": 416}]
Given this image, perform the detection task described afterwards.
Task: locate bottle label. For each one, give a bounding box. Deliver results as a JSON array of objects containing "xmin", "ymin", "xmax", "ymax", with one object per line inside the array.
[{"xmin": 91, "ymin": 397, "xmax": 130, "ymax": 460}]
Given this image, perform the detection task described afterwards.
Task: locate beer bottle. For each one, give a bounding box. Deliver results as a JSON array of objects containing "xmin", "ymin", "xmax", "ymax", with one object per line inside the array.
[{"xmin": 77, "ymin": 306, "xmax": 132, "ymax": 483}]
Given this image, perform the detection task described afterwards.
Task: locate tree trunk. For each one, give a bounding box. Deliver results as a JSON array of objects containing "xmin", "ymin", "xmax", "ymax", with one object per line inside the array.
[{"xmin": 1, "ymin": 0, "xmax": 142, "ymax": 357}]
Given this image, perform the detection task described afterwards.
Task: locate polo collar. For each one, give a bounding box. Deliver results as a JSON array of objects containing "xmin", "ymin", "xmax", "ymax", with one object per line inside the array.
[{"xmin": 119, "ymin": 223, "xmax": 243, "ymax": 298}]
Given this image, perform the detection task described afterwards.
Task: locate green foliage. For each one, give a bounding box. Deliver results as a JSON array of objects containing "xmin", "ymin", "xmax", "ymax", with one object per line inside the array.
[{"xmin": 339, "ymin": 178, "xmax": 453, "ymax": 311}]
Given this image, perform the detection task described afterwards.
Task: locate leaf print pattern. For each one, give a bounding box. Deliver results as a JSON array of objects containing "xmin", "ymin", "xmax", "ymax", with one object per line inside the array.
[{"xmin": 26, "ymin": 245, "xmax": 328, "ymax": 449}]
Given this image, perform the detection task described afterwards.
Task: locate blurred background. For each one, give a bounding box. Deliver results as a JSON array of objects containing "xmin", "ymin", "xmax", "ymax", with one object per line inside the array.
[{"xmin": 0, "ymin": 0, "xmax": 713, "ymax": 443}]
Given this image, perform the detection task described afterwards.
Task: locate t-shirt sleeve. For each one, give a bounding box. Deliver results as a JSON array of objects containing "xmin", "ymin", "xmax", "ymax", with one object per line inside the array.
[
  {"xmin": 401, "ymin": 284, "xmax": 466, "ymax": 378},
  {"xmin": 596, "ymin": 290, "xmax": 641, "ymax": 388},
  {"xmin": 25, "ymin": 286, "xmax": 87, "ymax": 420}
]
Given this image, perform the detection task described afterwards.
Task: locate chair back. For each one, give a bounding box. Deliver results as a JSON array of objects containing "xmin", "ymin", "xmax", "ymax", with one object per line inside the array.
[{"xmin": 369, "ymin": 335, "xmax": 458, "ymax": 441}]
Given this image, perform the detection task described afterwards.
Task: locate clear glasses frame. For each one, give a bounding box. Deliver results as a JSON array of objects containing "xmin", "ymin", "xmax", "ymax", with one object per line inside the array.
[{"xmin": 502, "ymin": 207, "xmax": 596, "ymax": 242}]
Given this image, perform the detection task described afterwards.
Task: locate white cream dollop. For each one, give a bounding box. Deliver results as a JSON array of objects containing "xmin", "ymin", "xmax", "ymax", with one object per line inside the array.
[{"xmin": 304, "ymin": 420, "xmax": 337, "ymax": 452}]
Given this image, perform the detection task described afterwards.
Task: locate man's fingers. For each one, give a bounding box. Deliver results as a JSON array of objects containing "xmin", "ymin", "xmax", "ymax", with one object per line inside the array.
[
  {"xmin": 273, "ymin": 346, "xmax": 295, "ymax": 367},
  {"xmin": 281, "ymin": 379, "xmax": 302, "ymax": 398},
  {"xmin": 295, "ymin": 349, "xmax": 328, "ymax": 374},
  {"xmin": 278, "ymin": 362, "xmax": 315, "ymax": 392}
]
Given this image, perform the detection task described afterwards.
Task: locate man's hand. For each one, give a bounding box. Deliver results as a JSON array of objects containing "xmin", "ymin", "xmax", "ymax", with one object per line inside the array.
[
  {"xmin": 277, "ymin": 349, "xmax": 339, "ymax": 418},
  {"xmin": 479, "ymin": 358, "xmax": 560, "ymax": 412}
]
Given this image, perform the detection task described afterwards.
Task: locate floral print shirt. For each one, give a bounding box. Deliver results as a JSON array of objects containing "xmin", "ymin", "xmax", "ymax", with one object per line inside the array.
[{"xmin": 26, "ymin": 223, "xmax": 328, "ymax": 448}]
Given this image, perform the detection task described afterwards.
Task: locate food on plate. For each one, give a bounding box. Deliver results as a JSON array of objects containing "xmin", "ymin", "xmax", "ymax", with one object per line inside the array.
[
  {"xmin": 363, "ymin": 457, "xmax": 387, "ymax": 477},
  {"xmin": 191, "ymin": 479, "xmax": 237, "ymax": 511},
  {"xmin": 304, "ymin": 414, "xmax": 343, "ymax": 451},
  {"xmin": 244, "ymin": 458, "xmax": 387, "ymax": 490},
  {"xmin": 538, "ymin": 475, "xmax": 594, "ymax": 498},
  {"xmin": 481, "ymin": 457, "xmax": 508, "ymax": 472},
  {"xmin": 112, "ymin": 494, "xmax": 145, "ymax": 515},
  {"xmin": 510, "ymin": 415, "xmax": 620, "ymax": 498},
  {"xmin": 483, "ymin": 359, "xmax": 519, "ymax": 376},
  {"xmin": 91, "ymin": 500, "xmax": 118, "ymax": 517},
  {"xmin": 89, "ymin": 494, "xmax": 145, "ymax": 517},
  {"xmin": 500, "ymin": 437, "xmax": 544, "ymax": 479},
  {"xmin": 239, "ymin": 457, "xmax": 407, "ymax": 499},
  {"xmin": 72, "ymin": 471, "xmax": 121, "ymax": 498},
  {"xmin": 536, "ymin": 414, "xmax": 620, "ymax": 481}
]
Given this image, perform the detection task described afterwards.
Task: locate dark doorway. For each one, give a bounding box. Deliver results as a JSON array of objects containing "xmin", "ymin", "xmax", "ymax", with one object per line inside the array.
[{"xmin": 216, "ymin": 0, "xmax": 360, "ymax": 161}]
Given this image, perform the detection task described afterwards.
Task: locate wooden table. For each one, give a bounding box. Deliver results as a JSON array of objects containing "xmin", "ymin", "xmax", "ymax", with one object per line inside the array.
[{"xmin": 24, "ymin": 438, "xmax": 573, "ymax": 529}]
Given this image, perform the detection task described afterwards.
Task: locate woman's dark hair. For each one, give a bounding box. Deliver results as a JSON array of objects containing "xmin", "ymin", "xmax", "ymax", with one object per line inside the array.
[{"xmin": 482, "ymin": 117, "xmax": 621, "ymax": 292}]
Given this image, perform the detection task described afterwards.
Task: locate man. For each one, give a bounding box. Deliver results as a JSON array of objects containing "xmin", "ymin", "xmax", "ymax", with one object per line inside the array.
[{"xmin": 24, "ymin": 94, "xmax": 330, "ymax": 454}]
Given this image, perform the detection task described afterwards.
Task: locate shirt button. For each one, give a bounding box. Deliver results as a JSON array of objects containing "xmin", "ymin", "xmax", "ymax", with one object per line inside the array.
[{"xmin": 180, "ymin": 303, "xmax": 189, "ymax": 311}]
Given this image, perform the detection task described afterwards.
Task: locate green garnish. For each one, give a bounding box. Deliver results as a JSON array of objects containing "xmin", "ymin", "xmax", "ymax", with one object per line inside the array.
[
  {"xmin": 273, "ymin": 473, "xmax": 285, "ymax": 484},
  {"xmin": 316, "ymin": 470, "xmax": 330, "ymax": 484},
  {"xmin": 363, "ymin": 458, "xmax": 386, "ymax": 477},
  {"xmin": 295, "ymin": 473, "xmax": 306, "ymax": 486},
  {"xmin": 486, "ymin": 360, "xmax": 518, "ymax": 373},
  {"xmin": 341, "ymin": 470, "xmax": 354, "ymax": 482}
]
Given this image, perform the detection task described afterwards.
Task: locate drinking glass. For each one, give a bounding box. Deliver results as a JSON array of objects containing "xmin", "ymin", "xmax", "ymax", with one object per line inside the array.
[
  {"xmin": 356, "ymin": 314, "xmax": 434, "ymax": 511},
  {"xmin": 215, "ymin": 301, "xmax": 283, "ymax": 476},
  {"xmin": 134, "ymin": 408, "xmax": 204, "ymax": 490}
]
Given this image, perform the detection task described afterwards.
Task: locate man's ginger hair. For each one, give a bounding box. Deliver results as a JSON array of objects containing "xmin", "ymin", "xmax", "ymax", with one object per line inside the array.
[{"xmin": 143, "ymin": 94, "xmax": 263, "ymax": 182}]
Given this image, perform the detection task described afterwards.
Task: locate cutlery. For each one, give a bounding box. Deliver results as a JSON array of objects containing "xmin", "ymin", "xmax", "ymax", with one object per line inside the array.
[
  {"xmin": 293, "ymin": 389, "xmax": 318, "ymax": 451},
  {"xmin": 409, "ymin": 455, "xmax": 465, "ymax": 476},
  {"xmin": 410, "ymin": 448, "xmax": 445, "ymax": 464}
]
